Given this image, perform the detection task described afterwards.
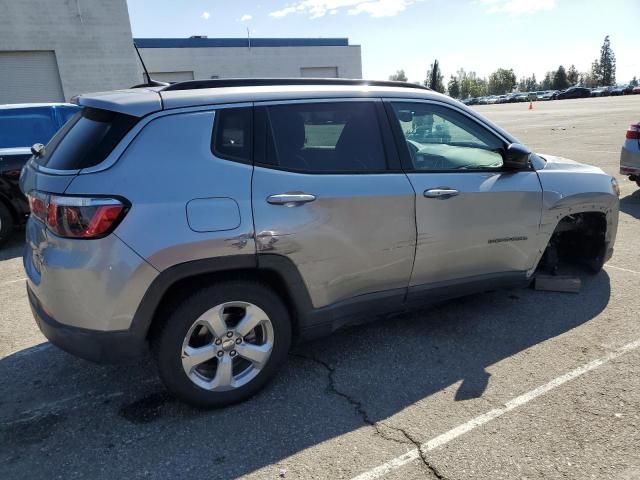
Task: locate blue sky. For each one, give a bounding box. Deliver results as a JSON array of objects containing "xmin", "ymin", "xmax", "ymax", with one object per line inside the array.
[{"xmin": 126, "ymin": 0, "xmax": 640, "ymax": 83}]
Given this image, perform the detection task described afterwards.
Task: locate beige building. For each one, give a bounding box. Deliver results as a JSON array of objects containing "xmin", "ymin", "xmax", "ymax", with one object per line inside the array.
[{"xmin": 136, "ymin": 37, "xmax": 362, "ymax": 83}]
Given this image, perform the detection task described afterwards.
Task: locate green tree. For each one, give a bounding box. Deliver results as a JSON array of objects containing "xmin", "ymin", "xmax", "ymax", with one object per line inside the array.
[
  {"xmin": 598, "ymin": 35, "xmax": 616, "ymax": 85},
  {"xmin": 447, "ymin": 75, "xmax": 461, "ymax": 98},
  {"xmin": 518, "ymin": 74, "xmax": 537, "ymax": 92},
  {"xmin": 580, "ymin": 70, "xmax": 599, "ymax": 88},
  {"xmin": 426, "ymin": 59, "xmax": 445, "ymax": 93},
  {"xmin": 541, "ymin": 72, "xmax": 554, "ymax": 90},
  {"xmin": 552, "ymin": 65, "xmax": 570, "ymax": 90},
  {"xmin": 488, "ymin": 68, "xmax": 516, "ymax": 95},
  {"xmin": 631, "ymin": 77, "xmax": 638, "ymax": 87},
  {"xmin": 389, "ymin": 69, "xmax": 408, "ymax": 82},
  {"xmin": 457, "ymin": 69, "xmax": 488, "ymax": 98},
  {"xmin": 590, "ymin": 60, "xmax": 602, "ymax": 86},
  {"xmin": 567, "ymin": 65, "xmax": 579, "ymax": 85}
]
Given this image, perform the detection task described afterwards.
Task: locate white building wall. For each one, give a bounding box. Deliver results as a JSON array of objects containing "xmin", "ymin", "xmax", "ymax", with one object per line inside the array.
[
  {"xmin": 0, "ymin": 0, "xmax": 140, "ymax": 101},
  {"xmin": 138, "ymin": 46, "xmax": 363, "ymax": 81}
]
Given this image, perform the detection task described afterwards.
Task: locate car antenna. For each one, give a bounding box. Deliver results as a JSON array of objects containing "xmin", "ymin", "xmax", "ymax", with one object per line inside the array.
[{"xmin": 131, "ymin": 42, "xmax": 168, "ymax": 88}]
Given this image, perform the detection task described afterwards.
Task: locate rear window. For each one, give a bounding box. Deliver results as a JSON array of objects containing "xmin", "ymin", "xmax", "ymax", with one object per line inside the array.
[
  {"xmin": 0, "ymin": 107, "xmax": 58, "ymax": 148},
  {"xmin": 36, "ymin": 107, "xmax": 138, "ymax": 170}
]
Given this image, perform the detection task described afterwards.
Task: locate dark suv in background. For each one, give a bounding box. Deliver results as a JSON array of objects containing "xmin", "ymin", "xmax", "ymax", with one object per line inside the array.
[
  {"xmin": 0, "ymin": 103, "xmax": 79, "ymax": 245},
  {"xmin": 555, "ymin": 87, "xmax": 592, "ymax": 100}
]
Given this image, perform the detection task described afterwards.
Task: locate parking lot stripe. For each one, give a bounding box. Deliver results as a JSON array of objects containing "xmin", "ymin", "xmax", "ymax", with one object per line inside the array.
[
  {"xmin": 0, "ymin": 277, "xmax": 26, "ymax": 287},
  {"xmin": 350, "ymin": 338, "xmax": 640, "ymax": 480},
  {"xmin": 607, "ymin": 264, "xmax": 640, "ymax": 276}
]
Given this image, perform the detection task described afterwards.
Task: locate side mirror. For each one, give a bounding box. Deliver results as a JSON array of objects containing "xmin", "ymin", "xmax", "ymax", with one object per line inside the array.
[{"xmin": 503, "ymin": 143, "xmax": 531, "ymax": 170}]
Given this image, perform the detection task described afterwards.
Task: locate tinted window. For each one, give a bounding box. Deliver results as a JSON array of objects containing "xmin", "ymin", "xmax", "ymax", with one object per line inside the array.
[
  {"xmin": 0, "ymin": 107, "xmax": 58, "ymax": 148},
  {"xmin": 265, "ymin": 102, "xmax": 386, "ymax": 172},
  {"xmin": 391, "ymin": 103, "xmax": 504, "ymax": 171},
  {"xmin": 36, "ymin": 107, "xmax": 138, "ymax": 170},
  {"xmin": 212, "ymin": 107, "xmax": 252, "ymax": 163}
]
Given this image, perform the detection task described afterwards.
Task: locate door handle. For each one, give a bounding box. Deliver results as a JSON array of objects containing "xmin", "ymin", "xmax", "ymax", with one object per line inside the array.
[
  {"xmin": 267, "ymin": 193, "xmax": 316, "ymax": 206},
  {"xmin": 424, "ymin": 188, "xmax": 460, "ymax": 199}
]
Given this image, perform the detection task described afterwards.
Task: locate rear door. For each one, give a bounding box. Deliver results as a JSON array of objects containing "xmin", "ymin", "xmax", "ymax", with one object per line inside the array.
[
  {"xmin": 251, "ymin": 99, "xmax": 416, "ymax": 310},
  {"xmin": 385, "ymin": 100, "xmax": 543, "ymax": 289}
]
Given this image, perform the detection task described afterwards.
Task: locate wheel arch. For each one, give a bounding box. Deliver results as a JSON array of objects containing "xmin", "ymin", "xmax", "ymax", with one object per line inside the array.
[
  {"xmin": 134, "ymin": 254, "xmax": 313, "ymax": 344},
  {"xmin": 534, "ymin": 209, "xmax": 613, "ymax": 274}
]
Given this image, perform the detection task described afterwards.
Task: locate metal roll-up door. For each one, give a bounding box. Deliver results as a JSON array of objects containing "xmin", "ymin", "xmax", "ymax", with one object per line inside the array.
[
  {"xmin": 300, "ymin": 67, "xmax": 339, "ymax": 78},
  {"xmin": 0, "ymin": 51, "xmax": 65, "ymax": 103}
]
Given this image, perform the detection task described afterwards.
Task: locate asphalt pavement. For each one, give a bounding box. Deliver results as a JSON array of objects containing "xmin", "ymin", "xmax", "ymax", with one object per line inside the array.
[{"xmin": 1, "ymin": 95, "xmax": 639, "ymax": 479}]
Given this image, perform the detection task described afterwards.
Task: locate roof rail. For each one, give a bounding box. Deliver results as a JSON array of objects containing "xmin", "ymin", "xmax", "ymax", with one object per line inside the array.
[{"xmin": 161, "ymin": 78, "xmax": 431, "ymax": 92}]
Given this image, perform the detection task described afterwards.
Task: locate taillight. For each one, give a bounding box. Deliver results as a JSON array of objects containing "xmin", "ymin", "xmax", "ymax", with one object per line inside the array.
[
  {"xmin": 27, "ymin": 192, "xmax": 128, "ymax": 239},
  {"xmin": 626, "ymin": 124, "xmax": 640, "ymax": 140}
]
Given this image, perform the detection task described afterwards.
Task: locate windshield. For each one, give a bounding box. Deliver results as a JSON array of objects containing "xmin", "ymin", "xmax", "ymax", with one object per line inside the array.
[{"xmin": 0, "ymin": 107, "xmax": 58, "ymax": 149}]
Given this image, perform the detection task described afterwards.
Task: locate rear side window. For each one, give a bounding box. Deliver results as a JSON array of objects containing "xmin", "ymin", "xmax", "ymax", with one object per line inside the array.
[
  {"xmin": 36, "ymin": 107, "xmax": 138, "ymax": 170},
  {"xmin": 264, "ymin": 102, "xmax": 387, "ymax": 172},
  {"xmin": 212, "ymin": 108, "xmax": 252, "ymax": 163}
]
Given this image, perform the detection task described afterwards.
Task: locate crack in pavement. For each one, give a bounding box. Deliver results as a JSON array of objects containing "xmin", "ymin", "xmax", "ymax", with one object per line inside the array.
[
  {"xmin": 390, "ymin": 427, "xmax": 451, "ymax": 480},
  {"xmin": 292, "ymin": 353, "xmax": 452, "ymax": 480}
]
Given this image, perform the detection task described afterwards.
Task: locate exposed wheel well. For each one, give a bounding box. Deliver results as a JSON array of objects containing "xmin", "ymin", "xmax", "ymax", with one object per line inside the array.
[
  {"xmin": 538, "ymin": 212, "xmax": 608, "ymax": 274},
  {"xmin": 146, "ymin": 267, "xmax": 302, "ymax": 343}
]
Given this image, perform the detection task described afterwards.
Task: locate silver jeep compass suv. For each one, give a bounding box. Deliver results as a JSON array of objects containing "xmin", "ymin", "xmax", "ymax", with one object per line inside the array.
[{"xmin": 20, "ymin": 79, "xmax": 619, "ymax": 407}]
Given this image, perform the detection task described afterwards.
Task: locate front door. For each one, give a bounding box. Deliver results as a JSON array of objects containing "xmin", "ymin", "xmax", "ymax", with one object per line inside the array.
[
  {"xmin": 251, "ymin": 99, "xmax": 416, "ymax": 309},
  {"xmin": 385, "ymin": 100, "xmax": 543, "ymax": 288}
]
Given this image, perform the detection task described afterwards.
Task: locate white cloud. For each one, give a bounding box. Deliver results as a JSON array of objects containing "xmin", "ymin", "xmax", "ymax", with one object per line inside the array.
[
  {"xmin": 480, "ymin": 0, "xmax": 556, "ymax": 15},
  {"xmin": 270, "ymin": 0, "xmax": 413, "ymax": 19},
  {"xmin": 239, "ymin": 14, "xmax": 253, "ymax": 21},
  {"xmin": 200, "ymin": 11, "xmax": 210, "ymax": 20}
]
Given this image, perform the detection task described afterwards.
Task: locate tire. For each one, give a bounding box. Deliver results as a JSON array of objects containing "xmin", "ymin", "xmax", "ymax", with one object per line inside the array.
[
  {"xmin": 152, "ymin": 281, "xmax": 292, "ymax": 408},
  {"xmin": 0, "ymin": 201, "xmax": 14, "ymax": 247},
  {"xmin": 636, "ymin": 179, "xmax": 640, "ymax": 189}
]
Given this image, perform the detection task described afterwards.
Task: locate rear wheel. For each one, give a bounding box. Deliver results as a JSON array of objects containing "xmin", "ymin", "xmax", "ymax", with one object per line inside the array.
[
  {"xmin": 152, "ymin": 281, "xmax": 291, "ymax": 408},
  {"xmin": 0, "ymin": 201, "xmax": 14, "ymax": 247}
]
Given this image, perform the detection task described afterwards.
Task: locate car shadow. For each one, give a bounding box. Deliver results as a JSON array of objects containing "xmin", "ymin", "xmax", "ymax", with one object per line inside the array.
[
  {"xmin": 0, "ymin": 230, "xmax": 24, "ymax": 261},
  {"xmin": 0, "ymin": 272, "xmax": 611, "ymax": 479},
  {"xmin": 620, "ymin": 190, "xmax": 640, "ymax": 220}
]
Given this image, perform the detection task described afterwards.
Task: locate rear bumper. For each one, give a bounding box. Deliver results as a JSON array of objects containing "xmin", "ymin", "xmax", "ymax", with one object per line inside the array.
[
  {"xmin": 28, "ymin": 284, "xmax": 147, "ymax": 363},
  {"xmin": 621, "ymin": 145, "xmax": 640, "ymax": 176}
]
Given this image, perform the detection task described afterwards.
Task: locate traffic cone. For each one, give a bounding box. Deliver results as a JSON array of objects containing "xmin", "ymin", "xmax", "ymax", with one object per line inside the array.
[{"xmin": 528, "ymin": 101, "xmax": 533, "ymax": 110}]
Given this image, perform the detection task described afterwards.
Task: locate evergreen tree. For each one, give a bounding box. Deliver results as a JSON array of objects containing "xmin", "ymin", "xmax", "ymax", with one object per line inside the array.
[
  {"xmin": 425, "ymin": 60, "xmax": 445, "ymax": 93},
  {"xmin": 567, "ymin": 65, "xmax": 579, "ymax": 85},
  {"xmin": 590, "ymin": 60, "xmax": 602, "ymax": 87},
  {"xmin": 552, "ymin": 65, "xmax": 570, "ymax": 90},
  {"xmin": 541, "ymin": 72, "xmax": 554, "ymax": 90},
  {"xmin": 598, "ymin": 35, "xmax": 616, "ymax": 85},
  {"xmin": 630, "ymin": 77, "xmax": 638, "ymax": 87},
  {"xmin": 447, "ymin": 75, "xmax": 461, "ymax": 98}
]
